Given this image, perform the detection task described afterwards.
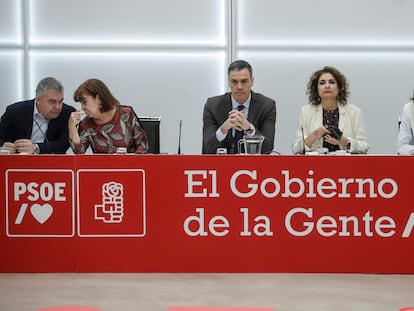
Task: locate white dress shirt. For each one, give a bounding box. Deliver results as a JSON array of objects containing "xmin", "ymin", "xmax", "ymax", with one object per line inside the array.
[{"xmin": 31, "ymin": 104, "xmax": 50, "ymax": 143}]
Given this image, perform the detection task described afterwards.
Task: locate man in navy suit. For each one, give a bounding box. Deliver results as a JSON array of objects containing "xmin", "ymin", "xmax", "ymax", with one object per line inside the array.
[
  {"xmin": 202, "ymin": 60, "xmax": 277, "ymax": 154},
  {"xmin": 0, "ymin": 77, "xmax": 76, "ymax": 154}
]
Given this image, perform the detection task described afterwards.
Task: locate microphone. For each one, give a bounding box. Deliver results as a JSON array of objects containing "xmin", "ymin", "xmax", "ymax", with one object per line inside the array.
[
  {"xmin": 178, "ymin": 120, "xmax": 182, "ymax": 154},
  {"xmin": 301, "ymin": 125, "xmax": 306, "ymax": 155}
]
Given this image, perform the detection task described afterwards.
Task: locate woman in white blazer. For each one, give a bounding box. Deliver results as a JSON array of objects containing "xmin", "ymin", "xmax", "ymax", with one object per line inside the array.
[{"xmin": 292, "ymin": 66, "xmax": 369, "ymax": 154}]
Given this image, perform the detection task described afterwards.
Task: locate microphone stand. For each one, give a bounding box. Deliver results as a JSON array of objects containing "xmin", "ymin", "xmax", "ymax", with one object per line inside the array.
[
  {"xmin": 178, "ymin": 120, "xmax": 182, "ymax": 154},
  {"xmin": 301, "ymin": 125, "xmax": 306, "ymax": 155}
]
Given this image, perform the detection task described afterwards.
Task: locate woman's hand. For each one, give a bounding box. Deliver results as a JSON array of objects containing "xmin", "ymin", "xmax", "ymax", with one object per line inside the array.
[
  {"xmin": 313, "ymin": 126, "xmax": 330, "ymax": 139},
  {"xmin": 68, "ymin": 110, "xmax": 84, "ymax": 144},
  {"xmin": 69, "ymin": 110, "xmax": 84, "ymax": 128}
]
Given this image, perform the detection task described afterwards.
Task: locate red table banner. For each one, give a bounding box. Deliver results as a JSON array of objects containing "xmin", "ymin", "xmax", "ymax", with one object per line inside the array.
[{"xmin": 0, "ymin": 154, "xmax": 413, "ymax": 273}]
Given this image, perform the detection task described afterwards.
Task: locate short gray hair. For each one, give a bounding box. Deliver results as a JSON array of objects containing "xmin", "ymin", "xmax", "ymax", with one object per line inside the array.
[{"xmin": 36, "ymin": 77, "xmax": 64, "ymax": 97}]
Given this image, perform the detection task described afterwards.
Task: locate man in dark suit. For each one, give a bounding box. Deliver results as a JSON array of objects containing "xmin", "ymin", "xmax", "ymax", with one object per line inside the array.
[
  {"xmin": 202, "ymin": 60, "xmax": 276, "ymax": 154},
  {"xmin": 0, "ymin": 77, "xmax": 76, "ymax": 154}
]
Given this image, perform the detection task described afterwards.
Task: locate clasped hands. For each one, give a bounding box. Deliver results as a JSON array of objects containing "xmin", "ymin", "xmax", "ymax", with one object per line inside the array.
[
  {"xmin": 2, "ymin": 139, "xmax": 35, "ymax": 154},
  {"xmin": 313, "ymin": 125, "xmax": 345, "ymax": 145},
  {"xmin": 221, "ymin": 109, "xmax": 250, "ymax": 134}
]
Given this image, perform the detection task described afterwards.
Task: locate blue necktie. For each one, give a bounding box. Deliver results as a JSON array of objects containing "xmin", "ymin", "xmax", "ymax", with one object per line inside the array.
[{"xmin": 233, "ymin": 105, "xmax": 245, "ymax": 154}]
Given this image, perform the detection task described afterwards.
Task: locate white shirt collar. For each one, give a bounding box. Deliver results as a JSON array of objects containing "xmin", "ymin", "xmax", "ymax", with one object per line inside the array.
[
  {"xmin": 231, "ymin": 93, "xmax": 251, "ymax": 110},
  {"xmin": 33, "ymin": 101, "xmax": 47, "ymax": 121}
]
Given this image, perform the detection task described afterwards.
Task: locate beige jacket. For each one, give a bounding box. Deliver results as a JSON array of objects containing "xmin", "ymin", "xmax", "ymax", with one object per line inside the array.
[{"xmin": 292, "ymin": 103, "xmax": 369, "ymax": 154}]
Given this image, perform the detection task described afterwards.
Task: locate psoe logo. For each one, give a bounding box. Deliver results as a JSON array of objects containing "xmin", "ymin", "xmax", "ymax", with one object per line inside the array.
[
  {"xmin": 95, "ymin": 181, "xmax": 125, "ymax": 223},
  {"xmin": 6, "ymin": 169, "xmax": 75, "ymax": 237},
  {"xmin": 77, "ymin": 169, "xmax": 146, "ymax": 237}
]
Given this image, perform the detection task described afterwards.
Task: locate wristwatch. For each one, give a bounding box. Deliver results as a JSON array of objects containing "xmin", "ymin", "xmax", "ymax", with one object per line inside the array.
[
  {"xmin": 33, "ymin": 143, "xmax": 40, "ymax": 154},
  {"xmin": 245, "ymin": 123, "xmax": 255, "ymax": 135}
]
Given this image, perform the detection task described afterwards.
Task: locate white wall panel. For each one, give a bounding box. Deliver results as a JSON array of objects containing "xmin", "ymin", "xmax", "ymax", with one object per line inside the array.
[
  {"xmin": 237, "ymin": 0, "xmax": 414, "ymax": 155},
  {"xmin": 0, "ymin": 52, "xmax": 23, "ymax": 107},
  {"xmin": 238, "ymin": 0, "xmax": 414, "ymax": 46},
  {"xmin": 29, "ymin": 0, "xmax": 225, "ymax": 45},
  {"xmin": 0, "ymin": 0, "xmax": 21, "ymax": 44},
  {"xmin": 30, "ymin": 51, "xmax": 226, "ymax": 154}
]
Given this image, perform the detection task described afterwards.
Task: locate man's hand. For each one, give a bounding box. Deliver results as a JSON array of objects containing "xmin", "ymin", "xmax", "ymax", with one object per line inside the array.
[
  {"xmin": 1, "ymin": 142, "xmax": 17, "ymax": 154},
  {"xmin": 14, "ymin": 139, "xmax": 35, "ymax": 154},
  {"xmin": 220, "ymin": 109, "xmax": 250, "ymax": 134}
]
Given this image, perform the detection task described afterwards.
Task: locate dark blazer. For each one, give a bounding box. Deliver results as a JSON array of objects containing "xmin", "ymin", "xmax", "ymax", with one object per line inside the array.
[
  {"xmin": 202, "ymin": 91, "xmax": 276, "ymax": 154},
  {"xmin": 0, "ymin": 99, "xmax": 76, "ymax": 154}
]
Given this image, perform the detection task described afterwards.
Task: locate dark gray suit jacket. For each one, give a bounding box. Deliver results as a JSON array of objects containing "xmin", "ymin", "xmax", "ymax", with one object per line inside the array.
[
  {"xmin": 202, "ymin": 91, "xmax": 276, "ymax": 154},
  {"xmin": 0, "ymin": 99, "xmax": 76, "ymax": 154}
]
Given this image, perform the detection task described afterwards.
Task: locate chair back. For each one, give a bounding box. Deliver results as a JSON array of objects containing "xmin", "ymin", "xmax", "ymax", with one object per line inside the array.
[{"xmin": 139, "ymin": 116, "xmax": 161, "ymax": 154}]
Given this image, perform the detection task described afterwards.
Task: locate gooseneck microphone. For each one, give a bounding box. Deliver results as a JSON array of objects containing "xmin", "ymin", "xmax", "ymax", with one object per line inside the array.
[
  {"xmin": 178, "ymin": 120, "xmax": 182, "ymax": 154},
  {"xmin": 301, "ymin": 125, "xmax": 306, "ymax": 155}
]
